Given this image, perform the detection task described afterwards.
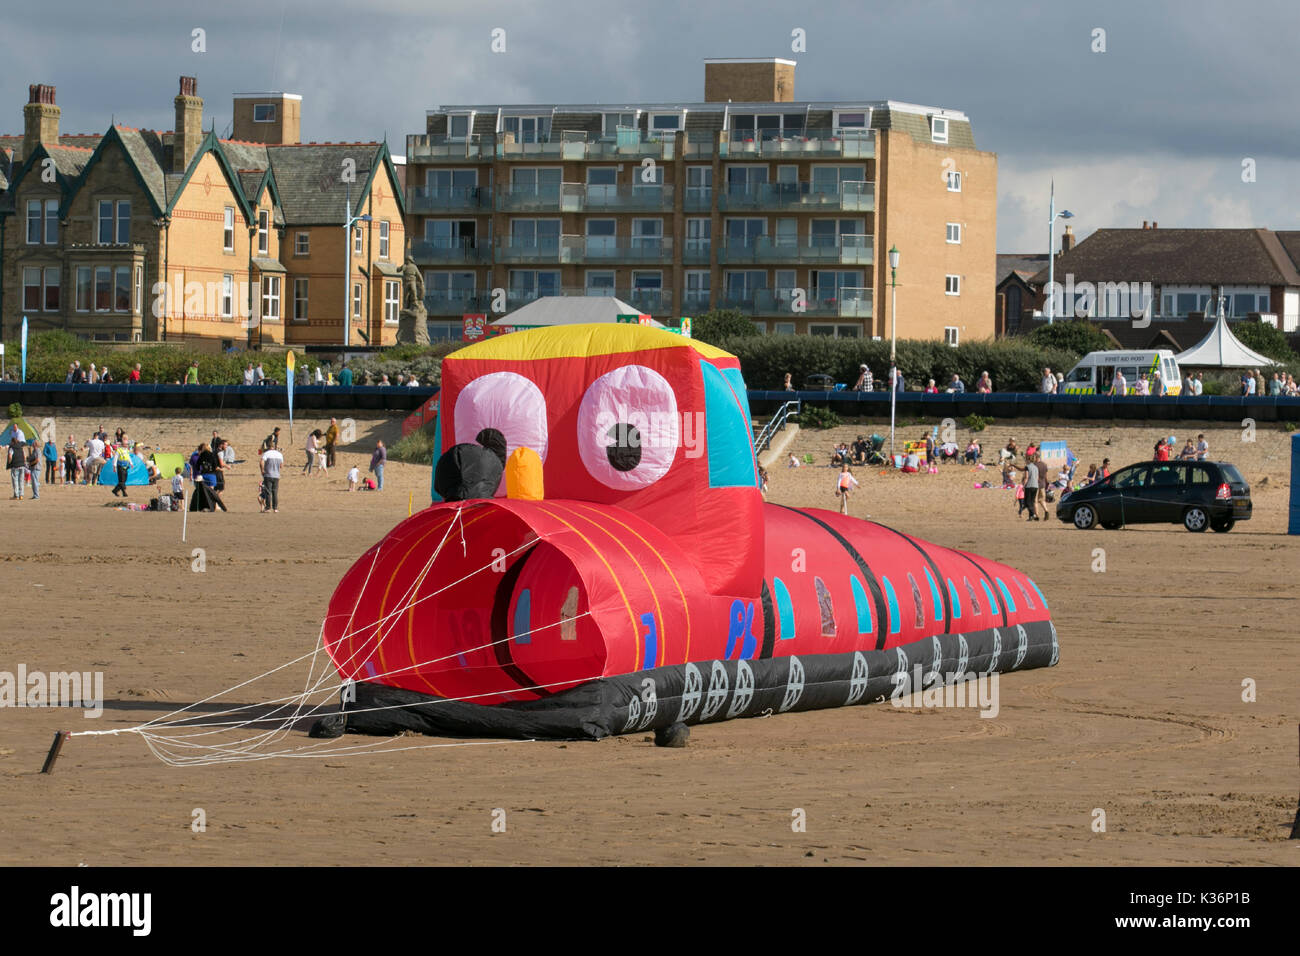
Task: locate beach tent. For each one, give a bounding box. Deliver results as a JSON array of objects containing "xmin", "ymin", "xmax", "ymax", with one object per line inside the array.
[
  {"xmin": 1174, "ymin": 312, "xmax": 1278, "ymax": 368},
  {"xmin": 0, "ymin": 418, "xmax": 36, "ymax": 446},
  {"xmin": 150, "ymin": 453, "xmax": 186, "ymax": 482},
  {"xmin": 97, "ymin": 453, "xmax": 151, "ymax": 486}
]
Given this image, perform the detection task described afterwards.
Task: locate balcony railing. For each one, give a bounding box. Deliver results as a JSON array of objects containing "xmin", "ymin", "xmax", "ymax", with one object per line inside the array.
[
  {"xmin": 495, "ymin": 183, "xmax": 582, "ymax": 212},
  {"xmin": 718, "ymin": 180, "xmax": 875, "ymax": 212},
  {"xmin": 684, "ymin": 185, "xmax": 713, "ymax": 211},
  {"xmin": 407, "ymin": 185, "xmax": 491, "ymax": 213},
  {"xmin": 801, "ymin": 286, "xmax": 873, "ymax": 318},
  {"xmin": 682, "ymin": 238, "xmax": 711, "ymax": 264},
  {"xmin": 424, "ymin": 290, "xmax": 492, "ymax": 315},
  {"xmin": 410, "ymin": 238, "xmax": 491, "ymax": 264},
  {"xmin": 580, "ymin": 183, "xmax": 674, "ymax": 211},
  {"xmin": 681, "ymin": 292, "xmax": 712, "ymax": 313},
  {"xmin": 718, "ymin": 234, "xmax": 873, "ymax": 265},
  {"xmin": 720, "ymin": 127, "xmax": 875, "ymax": 159},
  {"xmin": 406, "ymin": 134, "xmax": 492, "ymax": 162},
  {"xmin": 499, "ymin": 286, "xmax": 674, "ymax": 314}
]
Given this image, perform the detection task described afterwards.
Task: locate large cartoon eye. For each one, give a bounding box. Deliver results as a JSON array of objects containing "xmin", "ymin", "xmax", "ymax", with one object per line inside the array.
[
  {"xmin": 454, "ymin": 372, "xmax": 548, "ymax": 493},
  {"xmin": 577, "ymin": 365, "xmax": 678, "ymax": 490}
]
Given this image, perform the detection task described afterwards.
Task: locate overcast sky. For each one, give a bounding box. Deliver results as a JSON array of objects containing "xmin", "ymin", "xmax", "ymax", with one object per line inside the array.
[{"xmin": 4, "ymin": 0, "xmax": 1296, "ymax": 252}]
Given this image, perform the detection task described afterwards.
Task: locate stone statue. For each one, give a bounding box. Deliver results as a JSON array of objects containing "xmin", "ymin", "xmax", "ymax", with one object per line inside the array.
[{"xmin": 397, "ymin": 246, "xmax": 430, "ymax": 345}]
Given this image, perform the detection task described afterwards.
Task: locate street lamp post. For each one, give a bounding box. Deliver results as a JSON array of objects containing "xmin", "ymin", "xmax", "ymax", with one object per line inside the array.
[
  {"xmin": 1045, "ymin": 180, "xmax": 1074, "ymax": 325},
  {"xmin": 343, "ymin": 182, "xmax": 372, "ymax": 349},
  {"xmin": 888, "ymin": 245, "xmax": 900, "ymax": 458}
]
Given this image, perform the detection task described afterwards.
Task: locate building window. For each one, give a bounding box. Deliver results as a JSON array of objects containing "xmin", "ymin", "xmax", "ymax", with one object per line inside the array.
[
  {"xmin": 223, "ymin": 207, "xmax": 235, "ymax": 250},
  {"xmin": 26, "ymin": 201, "xmax": 41, "ymax": 244},
  {"xmin": 253, "ymin": 103, "xmax": 276, "ymax": 123},
  {"xmin": 94, "ymin": 267, "xmax": 112, "ymax": 311},
  {"xmin": 257, "ymin": 210, "xmax": 269, "ymax": 255},
  {"xmin": 135, "ymin": 265, "xmax": 143, "ymax": 314},
  {"xmin": 946, "ymin": 170, "xmax": 962, "ymax": 192},
  {"xmin": 946, "ymin": 222, "xmax": 961, "ymax": 244},
  {"xmin": 945, "ymin": 326, "xmax": 959, "ymax": 346},
  {"xmin": 44, "ymin": 267, "xmax": 60, "ymax": 311},
  {"xmin": 448, "ymin": 114, "xmax": 470, "ymax": 139},
  {"xmin": 648, "ymin": 112, "xmax": 684, "ymax": 133},
  {"xmin": 774, "ymin": 321, "xmax": 796, "ymax": 335},
  {"xmin": 353, "ymin": 224, "xmax": 363, "ymax": 256},
  {"xmin": 116, "ymin": 201, "xmax": 131, "ymax": 243},
  {"xmin": 294, "ymin": 232, "xmax": 309, "ymax": 256},
  {"xmin": 379, "ymin": 221, "xmax": 390, "ymax": 259},
  {"xmin": 222, "ymin": 274, "xmax": 234, "ymax": 318},
  {"xmin": 23, "ymin": 268, "xmax": 41, "ymax": 311},
  {"xmin": 502, "ymin": 115, "xmax": 550, "ymax": 144},
  {"xmin": 294, "ymin": 278, "xmax": 309, "ymax": 321},
  {"xmin": 833, "ymin": 111, "xmax": 867, "ymax": 129},
  {"xmin": 352, "ymin": 282, "xmax": 362, "ymax": 319},
  {"xmin": 261, "ymin": 274, "xmax": 281, "ymax": 322},
  {"xmin": 45, "ymin": 200, "xmax": 59, "ymax": 245},
  {"xmin": 76, "ymin": 267, "xmax": 92, "ymax": 312},
  {"xmin": 114, "ymin": 266, "xmax": 131, "ymax": 312},
  {"xmin": 945, "ymin": 275, "xmax": 961, "ymax": 296},
  {"xmin": 931, "ymin": 116, "xmax": 949, "ymax": 144},
  {"xmin": 384, "ymin": 279, "xmax": 400, "ymax": 323},
  {"xmin": 585, "ymin": 271, "xmax": 615, "ymax": 295},
  {"xmin": 603, "ymin": 112, "xmax": 636, "ymax": 137},
  {"xmin": 98, "ymin": 200, "xmax": 114, "ymax": 244}
]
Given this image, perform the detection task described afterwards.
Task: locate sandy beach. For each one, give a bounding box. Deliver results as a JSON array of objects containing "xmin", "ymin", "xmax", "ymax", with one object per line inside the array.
[{"xmin": 0, "ymin": 408, "xmax": 1296, "ymax": 865}]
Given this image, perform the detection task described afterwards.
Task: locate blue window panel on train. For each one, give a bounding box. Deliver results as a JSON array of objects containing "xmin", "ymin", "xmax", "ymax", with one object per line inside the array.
[
  {"xmin": 923, "ymin": 567, "xmax": 943, "ymax": 623},
  {"xmin": 773, "ymin": 576, "xmax": 795, "ymax": 639},
  {"xmin": 849, "ymin": 575, "xmax": 873, "ymax": 634},
  {"xmin": 995, "ymin": 577, "xmax": 1017, "ymax": 614},
  {"xmin": 881, "ymin": 576, "xmax": 901, "ymax": 634}
]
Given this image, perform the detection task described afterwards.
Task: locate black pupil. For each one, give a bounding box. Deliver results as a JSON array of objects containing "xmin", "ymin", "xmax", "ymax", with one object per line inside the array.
[{"xmin": 606, "ymin": 423, "xmax": 641, "ymax": 472}]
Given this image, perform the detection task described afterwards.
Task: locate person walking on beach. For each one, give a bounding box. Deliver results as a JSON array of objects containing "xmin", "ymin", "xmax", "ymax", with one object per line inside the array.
[
  {"xmin": 303, "ymin": 430, "xmax": 320, "ymax": 474},
  {"xmin": 63, "ymin": 435, "xmax": 78, "ymax": 485},
  {"xmin": 369, "ymin": 440, "xmax": 387, "ymax": 491},
  {"xmin": 261, "ymin": 442, "xmax": 284, "ymax": 513},
  {"xmin": 25, "ymin": 441, "xmax": 41, "ymax": 499},
  {"xmin": 9, "ymin": 434, "xmax": 28, "ymax": 498},
  {"xmin": 111, "ymin": 444, "xmax": 131, "ymax": 497},
  {"xmin": 324, "ymin": 418, "xmax": 339, "ymax": 468},
  {"xmin": 836, "ymin": 463, "xmax": 860, "ymax": 515},
  {"xmin": 1022, "ymin": 453, "xmax": 1040, "ymax": 521}
]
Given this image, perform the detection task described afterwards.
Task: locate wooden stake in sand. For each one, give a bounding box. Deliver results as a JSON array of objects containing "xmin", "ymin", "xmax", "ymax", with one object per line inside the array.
[{"xmin": 41, "ymin": 731, "xmax": 70, "ymax": 774}]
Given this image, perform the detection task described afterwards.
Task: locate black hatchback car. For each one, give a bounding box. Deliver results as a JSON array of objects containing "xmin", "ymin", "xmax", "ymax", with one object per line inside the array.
[{"xmin": 1056, "ymin": 460, "xmax": 1252, "ymax": 532}]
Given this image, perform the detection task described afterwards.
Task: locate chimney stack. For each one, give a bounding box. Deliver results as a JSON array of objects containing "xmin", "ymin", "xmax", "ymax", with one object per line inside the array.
[
  {"xmin": 173, "ymin": 76, "xmax": 203, "ymax": 174},
  {"xmin": 1061, "ymin": 224, "xmax": 1075, "ymax": 254},
  {"xmin": 21, "ymin": 84, "xmax": 60, "ymax": 163},
  {"xmin": 1142, "ymin": 220, "xmax": 1148, "ymax": 229},
  {"xmin": 1152, "ymin": 221, "xmax": 1158, "ymax": 229}
]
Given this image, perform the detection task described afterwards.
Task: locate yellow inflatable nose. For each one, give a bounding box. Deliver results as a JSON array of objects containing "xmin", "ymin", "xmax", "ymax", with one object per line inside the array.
[{"xmin": 506, "ymin": 447, "xmax": 545, "ymax": 501}]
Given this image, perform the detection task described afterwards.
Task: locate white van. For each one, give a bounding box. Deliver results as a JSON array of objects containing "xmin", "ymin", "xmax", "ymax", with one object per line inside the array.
[{"xmin": 1061, "ymin": 350, "xmax": 1182, "ymax": 396}]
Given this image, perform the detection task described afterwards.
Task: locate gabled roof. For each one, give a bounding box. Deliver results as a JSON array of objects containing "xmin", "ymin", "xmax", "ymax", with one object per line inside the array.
[
  {"xmin": 258, "ymin": 141, "xmax": 399, "ymax": 224},
  {"xmin": 0, "ymin": 142, "xmax": 92, "ymax": 213},
  {"xmin": 71, "ymin": 125, "xmax": 170, "ymax": 217},
  {"xmin": 1029, "ymin": 228, "xmax": 1300, "ymax": 287},
  {"xmin": 997, "ymin": 253, "xmax": 1049, "ymax": 286}
]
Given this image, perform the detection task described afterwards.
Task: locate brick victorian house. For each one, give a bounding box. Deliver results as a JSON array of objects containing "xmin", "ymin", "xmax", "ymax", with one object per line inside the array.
[{"xmin": 0, "ymin": 78, "xmax": 405, "ymax": 351}]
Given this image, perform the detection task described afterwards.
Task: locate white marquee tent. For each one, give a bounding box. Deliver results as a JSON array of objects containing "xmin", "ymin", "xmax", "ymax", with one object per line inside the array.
[{"xmin": 1174, "ymin": 312, "xmax": 1279, "ymax": 368}]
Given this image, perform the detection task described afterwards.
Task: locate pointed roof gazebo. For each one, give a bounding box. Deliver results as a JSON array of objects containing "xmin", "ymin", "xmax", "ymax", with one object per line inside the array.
[
  {"xmin": 1174, "ymin": 311, "xmax": 1279, "ymax": 368},
  {"xmin": 489, "ymin": 296, "xmax": 664, "ymax": 328}
]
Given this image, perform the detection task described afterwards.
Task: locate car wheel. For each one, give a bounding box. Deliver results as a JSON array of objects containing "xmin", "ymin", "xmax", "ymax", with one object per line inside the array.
[
  {"xmin": 1101, "ymin": 521, "xmax": 1123, "ymax": 530},
  {"xmin": 1211, "ymin": 517, "xmax": 1235, "ymax": 533},
  {"xmin": 1072, "ymin": 505, "xmax": 1097, "ymax": 529},
  {"xmin": 1183, "ymin": 507, "xmax": 1209, "ymax": 532}
]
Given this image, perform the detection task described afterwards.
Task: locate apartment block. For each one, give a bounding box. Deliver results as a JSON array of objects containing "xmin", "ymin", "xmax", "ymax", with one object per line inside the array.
[
  {"xmin": 404, "ymin": 57, "xmax": 996, "ymax": 343},
  {"xmin": 0, "ymin": 78, "xmax": 405, "ymax": 351}
]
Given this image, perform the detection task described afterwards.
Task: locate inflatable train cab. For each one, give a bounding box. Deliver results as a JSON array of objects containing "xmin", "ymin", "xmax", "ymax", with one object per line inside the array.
[{"xmin": 313, "ymin": 325, "xmax": 1057, "ymax": 741}]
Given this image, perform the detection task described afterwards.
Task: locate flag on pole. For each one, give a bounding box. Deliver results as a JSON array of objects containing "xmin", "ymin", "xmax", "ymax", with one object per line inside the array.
[
  {"xmin": 285, "ymin": 350, "xmax": 296, "ymax": 443},
  {"xmin": 21, "ymin": 315, "xmax": 28, "ymax": 384}
]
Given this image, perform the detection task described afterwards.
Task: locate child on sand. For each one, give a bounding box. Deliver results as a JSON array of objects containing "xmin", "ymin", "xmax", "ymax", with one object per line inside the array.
[
  {"xmin": 347, "ymin": 463, "xmax": 360, "ymax": 491},
  {"xmin": 835, "ymin": 463, "xmax": 860, "ymax": 515}
]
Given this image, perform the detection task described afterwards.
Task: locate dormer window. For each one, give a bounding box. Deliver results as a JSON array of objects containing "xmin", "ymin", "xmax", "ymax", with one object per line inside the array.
[
  {"xmin": 603, "ymin": 112, "xmax": 636, "ymax": 137},
  {"xmin": 503, "ymin": 115, "xmax": 550, "ymax": 143},
  {"xmin": 448, "ymin": 113, "xmax": 471, "ymax": 139},
  {"xmin": 649, "ymin": 112, "xmax": 684, "ymax": 132},
  {"xmin": 931, "ymin": 116, "xmax": 949, "ymax": 144}
]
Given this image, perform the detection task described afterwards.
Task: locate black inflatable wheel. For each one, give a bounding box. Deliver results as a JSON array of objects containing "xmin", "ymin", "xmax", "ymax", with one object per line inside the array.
[{"xmin": 654, "ymin": 723, "xmax": 690, "ymax": 748}]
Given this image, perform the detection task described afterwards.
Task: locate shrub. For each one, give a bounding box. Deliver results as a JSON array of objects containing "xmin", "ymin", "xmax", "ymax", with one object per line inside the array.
[
  {"xmin": 1025, "ymin": 318, "xmax": 1112, "ymax": 356},
  {"xmin": 713, "ymin": 335, "xmax": 1078, "ymax": 393},
  {"xmin": 389, "ymin": 426, "xmax": 437, "ymax": 464},
  {"xmin": 7, "ymin": 403, "xmax": 21, "ymax": 420},
  {"xmin": 691, "ymin": 309, "xmax": 762, "ymax": 345},
  {"xmin": 800, "ymin": 404, "xmax": 842, "ymax": 430},
  {"xmin": 963, "ymin": 414, "xmax": 994, "ymax": 432},
  {"xmin": 1230, "ymin": 320, "xmax": 1296, "ymax": 363}
]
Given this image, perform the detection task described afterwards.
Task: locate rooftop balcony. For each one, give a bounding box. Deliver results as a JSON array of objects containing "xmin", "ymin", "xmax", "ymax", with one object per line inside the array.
[
  {"xmin": 719, "ymin": 127, "xmax": 875, "ymax": 159},
  {"xmin": 406, "ymin": 134, "xmax": 493, "ymax": 162},
  {"xmin": 718, "ymin": 180, "xmax": 874, "ymax": 212},
  {"xmin": 407, "ymin": 185, "xmax": 491, "ymax": 213},
  {"xmin": 718, "ymin": 234, "xmax": 874, "ymax": 265}
]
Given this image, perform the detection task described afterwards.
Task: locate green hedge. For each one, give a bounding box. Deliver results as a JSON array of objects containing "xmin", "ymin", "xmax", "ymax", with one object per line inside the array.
[{"xmin": 715, "ymin": 335, "xmax": 1080, "ymax": 393}]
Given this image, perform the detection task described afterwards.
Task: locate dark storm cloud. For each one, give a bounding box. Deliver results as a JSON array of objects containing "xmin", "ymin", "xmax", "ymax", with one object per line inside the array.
[{"xmin": 3, "ymin": 0, "xmax": 1297, "ymax": 249}]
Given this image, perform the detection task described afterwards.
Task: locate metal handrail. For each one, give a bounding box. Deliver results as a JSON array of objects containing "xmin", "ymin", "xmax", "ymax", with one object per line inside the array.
[{"xmin": 753, "ymin": 399, "xmax": 802, "ymax": 455}]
